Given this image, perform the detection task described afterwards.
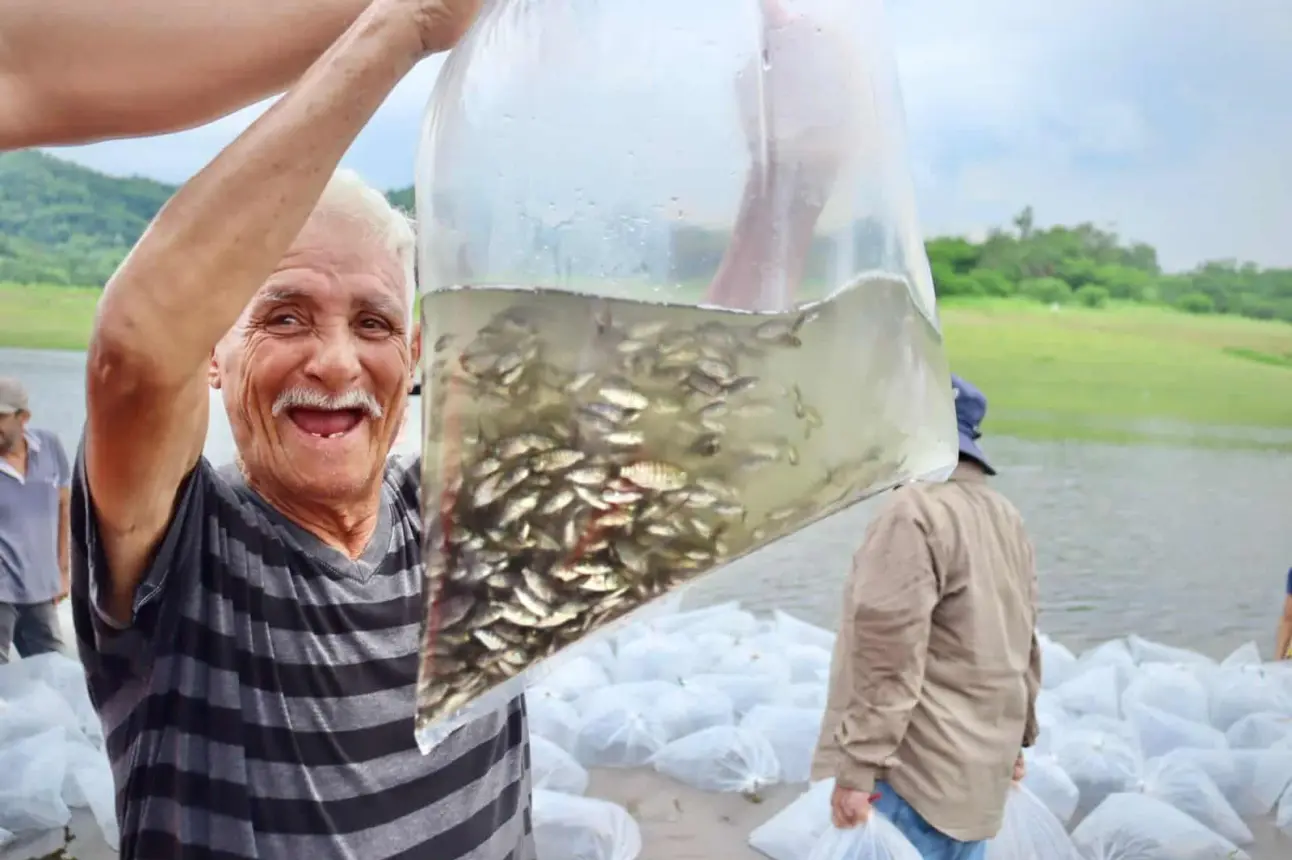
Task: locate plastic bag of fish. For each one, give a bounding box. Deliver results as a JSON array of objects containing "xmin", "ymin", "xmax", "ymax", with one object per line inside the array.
[{"xmin": 411, "ymin": 285, "xmax": 957, "ymax": 750}]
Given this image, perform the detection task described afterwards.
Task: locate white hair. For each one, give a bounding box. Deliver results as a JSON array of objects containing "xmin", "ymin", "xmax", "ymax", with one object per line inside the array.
[{"xmin": 313, "ymin": 168, "xmax": 417, "ymax": 332}]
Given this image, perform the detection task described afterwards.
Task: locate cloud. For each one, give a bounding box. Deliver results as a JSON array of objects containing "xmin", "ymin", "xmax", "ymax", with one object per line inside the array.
[{"xmin": 42, "ymin": 0, "xmax": 1292, "ymax": 271}]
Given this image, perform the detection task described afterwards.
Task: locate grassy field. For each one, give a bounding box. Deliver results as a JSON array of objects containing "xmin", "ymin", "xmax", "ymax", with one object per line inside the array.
[{"xmin": 4, "ymin": 284, "xmax": 1292, "ymax": 447}]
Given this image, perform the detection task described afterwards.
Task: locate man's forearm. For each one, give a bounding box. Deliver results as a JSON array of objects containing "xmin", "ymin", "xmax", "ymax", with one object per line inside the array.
[
  {"xmin": 92, "ymin": 4, "xmax": 420, "ymax": 386},
  {"xmin": 0, "ymin": 0, "xmax": 372, "ymax": 150},
  {"xmin": 706, "ymin": 163, "xmax": 831, "ymax": 312}
]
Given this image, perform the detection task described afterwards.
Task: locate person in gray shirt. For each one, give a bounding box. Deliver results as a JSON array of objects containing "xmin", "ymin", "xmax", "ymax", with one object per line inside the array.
[{"xmin": 0, "ymin": 376, "xmax": 71, "ymax": 662}]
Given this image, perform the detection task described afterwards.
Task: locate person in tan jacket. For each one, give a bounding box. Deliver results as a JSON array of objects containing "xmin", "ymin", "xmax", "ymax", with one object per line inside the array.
[{"xmin": 812, "ymin": 374, "xmax": 1040, "ymax": 860}]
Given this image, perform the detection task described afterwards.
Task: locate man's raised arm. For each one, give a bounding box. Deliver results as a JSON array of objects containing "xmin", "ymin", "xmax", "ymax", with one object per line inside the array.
[
  {"xmin": 84, "ymin": 0, "xmax": 468, "ymax": 625},
  {"xmin": 0, "ymin": 0, "xmax": 373, "ymax": 149}
]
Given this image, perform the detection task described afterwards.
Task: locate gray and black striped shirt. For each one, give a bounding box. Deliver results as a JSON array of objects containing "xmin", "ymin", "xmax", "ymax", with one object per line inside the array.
[{"xmin": 69, "ymin": 450, "xmax": 534, "ymax": 860}]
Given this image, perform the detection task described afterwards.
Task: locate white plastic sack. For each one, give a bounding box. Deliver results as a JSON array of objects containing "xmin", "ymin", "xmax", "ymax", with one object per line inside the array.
[
  {"xmin": 1071, "ymin": 792, "xmax": 1248, "ymax": 860},
  {"xmin": 575, "ymin": 681, "xmax": 678, "ymax": 717},
  {"xmin": 8, "ymin": 653, "xmax": 102, "ymax": 748},
  {"xmin": 651, "ymin": 602, "xmax": 757, "ymax": 639},
  {"xmin": 0, "ymin": 827, "xmax": 13, "ymax": 849},
  {"xmin": 1120, "ymin": 664, "xmax": 1210, "ymax": 726},
  {"xmin": 0, "ymin": 726, "xmax": 73, "ymax": 833},
  {"xmin": 531, "ymin": 734, "xmax": 590, "ymax": 795},
  {"xmin": 786, "ymin": 645, "xmax": 834, "ymax": 685},
  {"xmin": 1054, "ymin": 666, "xmax": 1121, "ymax": 720},
  {"xmin": 574, "ymin": 702, "xmax": 670, "ymax": 768},
  {"xmin": 538, "ymin": 655, "xmax": 611, "ymax": 701},
  {"xmin": 805, "ymin": 815, "xmax": 921, "ymax": 860},
  {"xmin": 984, "ymin": 783, "xmax": 1080, "ymax": 860},
  {"xmin": 1224, "ymin": 711, "xmax": 1292, "ymax": 749},
  {"xmin": 686, "ymin": 673, "xmax": 786, "ymax": 716},
  {"xmin": 63, "ymin": 739, "xmax": 119, "ymax": 848},
  {"xmin": 1051, "ymin": 727, "xmax": 1142, "ymax": 813},
  {"xmin": 740, "ymin": 705, "xmax": 824, "ymax": 784},
  {"xmin": 526, "ymin": 687, "xmax": 582, "ymax": 752},
  {"xmin": 1278, "ymin": 781, "xmax": 1292, "ymax": 837},
  {"xmin": 0, "ymin": 679, "xmax": 84, "ymax": 748},
  {"xmin": 1206, "ymin": 665, "xmax": 1292, "ymax": 731},
  {"xmin": 711, "ymin": 642, "xmax": 794, "ymax": 685},
  {"xmin": 1125, "ymin": 702, "xmax": 1227, "ymax": 759},
  {"xmin": 690, "ymin": 632, "xmax": 739, "ymax": 672},
  {"xmin": 1039, "ymin": 635, "xmax": 1079, "ymax": 689},
  {"xmin": 1077, "ymin": 640, "xmax": 1137, "ymax": 690},
  {"xmin": 532, "ymin": 789, "xmax": 642, "ymax": 860},
  {"xmin": 773, "ymin": 610, "xmax": 837, "ymax": 652},
  {"xmin": 749, "ymin": 779, "xmax": 835, "ymax": 860},
  {"xmin": 1020, "ymin": 748, "xmax": 1080, "ymax": 825},
  {"xmin": 612, "ymin": 632, "xmax": 700, "ymax": 684},
  {"xmin": 651, "ymin": 726, "xmax": 780, "ymax": 795},
  {"xmin": 656, "ymin": 682, "xmax": 736, "ymax": 740},
  {"xmin": 1125, "ymin": 635, "xmax": 1215, "ymax": 670},
  {"xmin": 1134, "ymin": 756, "xmax": 1252, "ymax": 846},
  {"xmin": 1162, "ymin": 749, "xmax": 1292, "ymax": 818},
  {"xmin": 1221, "ymin": 641, "xmax": 1262, "ymax": 669},
  {"xmin": 788, "ymin": 682, "xmax": 829, "ymax": 710}
]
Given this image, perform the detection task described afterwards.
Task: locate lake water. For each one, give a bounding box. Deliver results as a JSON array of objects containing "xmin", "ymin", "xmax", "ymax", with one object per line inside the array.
[{"xmin": 6, "ymin": 345, "xmax": 1292, "ymax": 659}]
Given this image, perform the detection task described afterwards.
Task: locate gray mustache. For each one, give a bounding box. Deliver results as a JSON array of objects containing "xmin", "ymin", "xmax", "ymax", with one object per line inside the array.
[{"xmin": 271, "ymin": 387, "xmax": 384, "ymax": 419}]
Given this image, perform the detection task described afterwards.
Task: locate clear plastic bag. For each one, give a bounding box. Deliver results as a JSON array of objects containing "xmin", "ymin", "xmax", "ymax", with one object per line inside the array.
[
  {"xmin": 538, "ymin": 654, "xmax": 612, "ymax": 700},
  {"xmin": 1054, "ymin": 666, "xmax": 1122, "ymax": 720},
  {"xmin": 1125, "ymin": 635, "xmax": 1215, "ymax": 670},
  {"xmin": 63, "ymin": 738, "xmax": 119, "ymax": 849},
  {"xmin": 0, "ymin": 679, "xmax": 84, "ymax": 748},
  {"xmin": 785, "ymin": 645, "xmax": 834, "ymax": 685},
  {"xmin": 411, "ymin": 0, "xmax": 958, "ymax": 749},
  {"xmin": 611, "ymin": 632, "xmax": 701, "ymax": 683},
  {"xmin": 1039, "ymin": 634, "xmax": 1079, "ymax": 690},
  {"xmin": 1206, "ymin": 664, "xmax": 1292, "ymax": 731},
  {"xmin": 1020, "ymin": 748, "xmax": 1080, "ymax": 825},
  {"xmin": 686, "ymin": 672, "xmax": 788, "ymax": 716},
  {"xmin": 526, "ymin": 686, "xmax": 582, "ymax": 751},
  {"xmin": 650, "ymin": 725, "xmax": 781, "ymax": 795},
  {"xmin": 773, "ymin": 610, "xmax": 837, "ymax": 652},
  {"xmin": 1120, "ymin": 663, "xmax": 1211, "ymax": 727},
  {"xmin": 711, "ymin": 642, "xmax": 795, "ymax": 685},
  {"xmin": 1051, "ymin": 726, "xmax": 1143, "ymax": 815},
  {"xmin": 1125, "ymin": 702, "xmax": 1227, "ymax": 759},
  {"xmin": 1070, "ymin": 792, "xmax": 1248, "ymax": 860},
  {"xmin": 739, "ymin": 705, "xmax": 824, "ymax": 784},
  {"xmin": 656, "ymin": 681, "xmax": 736, "ymax": 740},
  {"xmin": 1224, "ymin": 711, "xmax": 1292, "ymax": 749},
  {"xmin": 532, "ymin": 789, "xmax": 643, "ymax": 860},
  {"xmin": 1162, "ymin": 749, "xmax": 1292, "ymax": 818},
  {"xmin": 984, "ymin": 783, "xmax": 1080, "ymax": 860},
  {"xmin": 1133, "ymin": 756, "xmax": 1252, "ymax": 846},
  {"xmin": 748, "ymin": 779, "xmax": 836, "ymax": 860},
  {"xmin": 532, "ymin": 734, "xmax": 591, "ymax": 795},
  {"xmin": 9, "ymin": 653, "xmax": 102, "ymax": 748},
  {"xmin": 573, "ymin": 701, "xmax": 671, "ymax": 768},
  {"xmin": 0, "ymin": 726, "xmax": 73, "ymax": 834},
  {"xmin": 787, "ymin": 682, "xmax": 829, "ymax": 710},
  {"xmin": 805, "ymin": 816, "xmax": 922, "ymax": 860},
  {"xmin": 1278, "ymin": 782, "xmax": 1292, "ymax": 837}
]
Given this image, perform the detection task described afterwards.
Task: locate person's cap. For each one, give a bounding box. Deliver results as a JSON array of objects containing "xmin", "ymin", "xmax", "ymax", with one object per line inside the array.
[
  {"xmin": 950, "ymin": 374, "xmax": 995, "ymax": 475},
  {"xmin": 0, "ymin": 377, "xmax": 29, "ymax": 416}
]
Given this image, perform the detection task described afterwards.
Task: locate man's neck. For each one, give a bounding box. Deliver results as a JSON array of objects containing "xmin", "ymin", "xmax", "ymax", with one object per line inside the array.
[
  {"xmin": 1, "ymin": 435, "xmax": 27, "ymax": 474},
  {"xmin": 248, "ymin": 476, "xmax": 383, "ymax": 560}
]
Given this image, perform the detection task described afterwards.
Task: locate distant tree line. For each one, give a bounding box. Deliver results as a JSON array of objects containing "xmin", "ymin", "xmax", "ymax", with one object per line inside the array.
[
  {"xmin": 925, "ymin": 206, "xmax": 1292, "ymax": 323},
  {"xmin": 2, "ymin": 150, "xmax": 1289, "ymax": 324}
]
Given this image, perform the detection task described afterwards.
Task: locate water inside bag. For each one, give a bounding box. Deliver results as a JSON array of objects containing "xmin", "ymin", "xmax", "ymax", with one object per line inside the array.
[{"xmin": 414, "ymin": 276, "xmax": 955, "ymax": 749}]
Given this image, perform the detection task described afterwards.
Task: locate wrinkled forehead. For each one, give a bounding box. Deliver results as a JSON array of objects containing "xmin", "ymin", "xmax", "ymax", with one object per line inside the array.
[{"xmin": 243, "ymin": 214, "xmax": 408, "ymax": 321}]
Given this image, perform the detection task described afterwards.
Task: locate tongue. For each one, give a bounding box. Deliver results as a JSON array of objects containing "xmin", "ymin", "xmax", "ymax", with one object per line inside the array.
[{"xmin": 290, "ymin": 408, "xmax": 363, "ymax": 437}]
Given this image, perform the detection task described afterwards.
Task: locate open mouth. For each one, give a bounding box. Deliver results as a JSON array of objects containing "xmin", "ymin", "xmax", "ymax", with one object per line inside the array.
[{"xmin": 287, "ymin": 408, "xmax": 366, "ymax": 439}]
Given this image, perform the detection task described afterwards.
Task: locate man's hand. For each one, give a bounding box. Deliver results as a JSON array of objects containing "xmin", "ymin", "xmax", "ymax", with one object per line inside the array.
[
  {"xmin": 1013, "ymin": 753, "xmax": 1026, "ymax": 783},
  {"xmin": 830, "ymin": 784, "xmax": 875, "ymax": 829},
  {"xmin": 399, "ymin": 0, "xmax": 483, "ymax": 56}
]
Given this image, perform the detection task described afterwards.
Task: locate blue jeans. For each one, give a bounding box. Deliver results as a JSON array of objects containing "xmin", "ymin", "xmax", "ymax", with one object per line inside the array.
[{"xmin": 872, "ymin": 781, "xmax": 986, "ymax": 860}]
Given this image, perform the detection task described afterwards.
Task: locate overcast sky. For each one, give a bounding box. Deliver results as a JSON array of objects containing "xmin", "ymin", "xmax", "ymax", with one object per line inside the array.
[{"xmin": 42, "ymin": 0, "xmax": 1292, "ymax": 272}]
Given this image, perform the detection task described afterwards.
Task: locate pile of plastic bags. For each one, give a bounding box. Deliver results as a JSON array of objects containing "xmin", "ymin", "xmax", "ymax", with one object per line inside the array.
[
  {"xmin": 0, "ymin": 652, "xmax": 118, "ymax": 852},
  {"xmin": 527, "ymin": 598, "xmax": 1292, "ymax": 860},
  {"xmin": 8, "ymin": 599, "xmax": 1292, "ymax": 860}
]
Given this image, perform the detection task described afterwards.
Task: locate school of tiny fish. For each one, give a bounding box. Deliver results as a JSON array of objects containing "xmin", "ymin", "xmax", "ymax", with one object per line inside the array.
[{"xmin": 414, "ymin": 289, "xmax": 909, "ymax": 734}]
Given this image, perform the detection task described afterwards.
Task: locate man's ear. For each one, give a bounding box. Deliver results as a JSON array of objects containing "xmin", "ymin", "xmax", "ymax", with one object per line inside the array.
[{"xmin": 409, "ymin": 322, "xmax": 422, "ymax": 392}]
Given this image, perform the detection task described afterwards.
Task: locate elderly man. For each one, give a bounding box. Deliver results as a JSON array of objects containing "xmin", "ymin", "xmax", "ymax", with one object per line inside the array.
[
  {"xmin": 0, "ymin": 377, "xmax": 72, "ymax": 662},
  {"xmin": 70, "ymin": 0, "xmax": 852, "ymax": 857},
  {"xmin": 813, "ymin": 375, "xmax": 1040, "ymax": 860}
]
